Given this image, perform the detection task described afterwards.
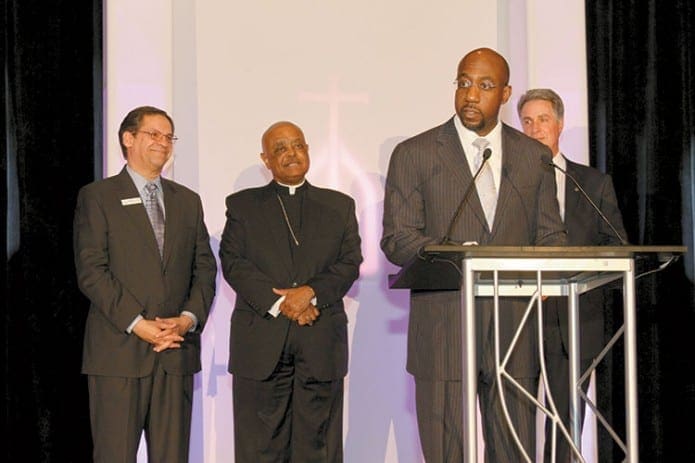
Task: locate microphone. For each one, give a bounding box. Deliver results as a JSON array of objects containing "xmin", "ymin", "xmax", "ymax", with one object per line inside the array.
[
  {"xmin": 502, "ymin": 166, "xmax": 532, "ymax": 240},
  {"xmin": 547, "ymin": 161, "xmax": 628, "ymax": 245},
  {"xmin": 441, "ymin": 148, "xmax": 492, "ymax": 244}
]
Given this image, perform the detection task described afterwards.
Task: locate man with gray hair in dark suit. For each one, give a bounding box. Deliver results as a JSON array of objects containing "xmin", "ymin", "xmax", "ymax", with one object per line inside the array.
[
  {"xmin": 381, "ymin": 48, "xmax": 567, "ymax": 461},
  {"xmin": 519, "ymin": 87, "xmax": 627, "ymax": 462}
]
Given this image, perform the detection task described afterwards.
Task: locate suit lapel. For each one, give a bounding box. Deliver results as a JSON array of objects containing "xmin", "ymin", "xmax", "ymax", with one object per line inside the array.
[
  {"xmin": 259, "ymin": 184, "xmax": 294, "ymax": 275},
  {"xmin": 114, "ymin": 168, "xmax": 162, "ymax": 259},
  {"xmin": 436, "ymin": 119, "xmax": 472, "ymax": 185},
  {"xmin": 483, "ymin": 124, "xmax": 522, "ymax": 237},
  {"xmin": 436, "ymin": 119, "xmax": 488, "ymax": 230},
  {"xmin": 294, "ymin": 184, "xmax": 322, "ymax": 266},
  {"xmin": 161, "ymin": 179, "xmax": 180, "ymax": 267},
  {"xmin": 564, "ymin": 158, "xmax": 582, "ymax": 226}
]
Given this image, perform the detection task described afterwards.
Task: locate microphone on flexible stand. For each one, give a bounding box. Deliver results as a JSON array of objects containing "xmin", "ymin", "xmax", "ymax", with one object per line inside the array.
[
  {"xmin": 440, "ymin": 148, "xmax": 492, "ymax": 244},
  {"xmin": 547, "ymin": 161, "xmax": 628, "ymax": 245}
]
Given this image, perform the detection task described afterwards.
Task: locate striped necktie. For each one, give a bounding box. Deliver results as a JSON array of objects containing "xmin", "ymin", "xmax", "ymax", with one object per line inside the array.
[
  {"xmin": 144, "ymin": 182, "xmax": 165, "ymax": 257},
  {"xmin": 473, "ymin": 138, "xmax": 496, "ymax": 229}
]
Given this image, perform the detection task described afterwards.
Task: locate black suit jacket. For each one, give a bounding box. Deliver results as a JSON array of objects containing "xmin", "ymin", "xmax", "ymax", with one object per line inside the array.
[
  {"xmin": 381, "ymin": 118, "xmax": 567, "ymax": 380},
  {"xmin": 548, "ymin": 156, "xmax": 627, "ymax": 359},
  {"xmin": 74, "ymin": 167, "xmax": 217, "ymax": 377},
  {"xmin": 219, "ymin": 181, "xmax": 362, "ymax": 381}
]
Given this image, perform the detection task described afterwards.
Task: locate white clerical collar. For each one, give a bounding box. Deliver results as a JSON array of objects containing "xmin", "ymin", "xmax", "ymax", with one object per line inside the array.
[{"xmin": 276, "ymin": 179, "xmax": 306, "ymax": 196}]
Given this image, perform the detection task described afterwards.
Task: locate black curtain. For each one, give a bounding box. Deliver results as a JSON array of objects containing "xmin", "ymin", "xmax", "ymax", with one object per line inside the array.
[
  {"xmin": 2, "ymin": 1, "xmax": 102, "ymax": 461},
  {"xmin": 587, "ymin": 1, "xmax": 695, "ymax": 461}
]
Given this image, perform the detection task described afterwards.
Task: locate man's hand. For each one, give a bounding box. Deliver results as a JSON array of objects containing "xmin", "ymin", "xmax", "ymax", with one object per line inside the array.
[
  {"xmin": 296, "ymin": 304, "xmax": 320, "ymax": 326},
  {"xmin": 132, "ymin": 318, "xmax": 184, "ymax": 352},
  {"xmin": 132, "ymin": 315, "xmax": 193, "ymax": 352},
  {"xmin": 156, "ymin": 315, "xmax": 195, "ymax": 336},
  {"xmin": 273, "ymin": 285, "xmax": 315, "ymax": 320}
]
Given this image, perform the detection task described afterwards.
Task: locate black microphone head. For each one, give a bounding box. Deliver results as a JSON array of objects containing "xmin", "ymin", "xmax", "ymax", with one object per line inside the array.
[
  {"xmin": 540, "ymin": 154, "xmax": 554, "ymax": 170},
  {"xmin": 482, "ymin": 148, "xmax": 492, "ymax": 161}
]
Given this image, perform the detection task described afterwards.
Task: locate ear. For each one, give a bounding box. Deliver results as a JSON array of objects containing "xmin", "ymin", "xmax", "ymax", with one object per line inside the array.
[
  {"xmin": 502, "ymin": 85, "xmax": 512, "ymax": 104},
  {"xmin": 123, "ymin": 131, "xmax": 135, "ymax": 149},
  {"xmin": 260, "ymin": 152, "xmax": 270, "ymax": 168}
]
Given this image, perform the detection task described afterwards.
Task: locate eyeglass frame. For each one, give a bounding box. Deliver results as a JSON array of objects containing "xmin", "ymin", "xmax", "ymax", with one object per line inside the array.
[
  {"xmin": 453, "ymin": 78, "xmax": 501, "ymax": 91},
  {"xmin": 135, "ymin": 129, "xmax": 179, "ymax": 144}
]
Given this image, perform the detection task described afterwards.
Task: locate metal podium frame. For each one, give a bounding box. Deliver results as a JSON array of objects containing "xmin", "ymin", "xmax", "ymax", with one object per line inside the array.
[{"xmin": 389, "ymin": 245, "xmax": 685, "ymax": 463}]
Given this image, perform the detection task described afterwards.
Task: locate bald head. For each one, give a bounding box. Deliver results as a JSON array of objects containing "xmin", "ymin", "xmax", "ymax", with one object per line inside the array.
[
  {"xmin": 260, "ymin": 121, "xmax": 310, "ymax": 185},
  {"xmin": 459, "ymin": 48, "xmax": 510, "ymax": 86},
  {"xmin": 262, "ymin": 121, "xmax": 304, "ymax": 153},
  {"xmin": 454, "ymin": 47, "xmax": 512, "ymax": 136}
]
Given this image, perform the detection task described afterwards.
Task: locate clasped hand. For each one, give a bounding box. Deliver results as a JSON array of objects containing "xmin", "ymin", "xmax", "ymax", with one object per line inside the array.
[
  {"xmin": 273, "ymin": 286, "xmax": 319, "ymax": 326},
  {"xmin": 132, "ymin": 315, "xmax": 194, "ymax": 352}
]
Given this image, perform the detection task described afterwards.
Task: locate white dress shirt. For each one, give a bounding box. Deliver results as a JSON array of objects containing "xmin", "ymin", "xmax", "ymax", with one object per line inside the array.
[{"xmin": 553, "ymin": 153, "xmax": 567, "ymax": 222}]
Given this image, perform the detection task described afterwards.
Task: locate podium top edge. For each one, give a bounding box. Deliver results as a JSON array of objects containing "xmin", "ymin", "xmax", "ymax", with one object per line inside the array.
[
  {"xmin": 421, "ymin": 245, "xmax": 687, "ymax": 258},
  {"xmin": 388, "ymin": 245, "xmax": 687, "ymax": 290}
]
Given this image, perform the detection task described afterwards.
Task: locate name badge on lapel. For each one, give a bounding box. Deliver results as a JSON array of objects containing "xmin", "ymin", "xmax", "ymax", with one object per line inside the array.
[{"xmin": 121, "ymin": 197, "xmax": 142, "ymax": 206}]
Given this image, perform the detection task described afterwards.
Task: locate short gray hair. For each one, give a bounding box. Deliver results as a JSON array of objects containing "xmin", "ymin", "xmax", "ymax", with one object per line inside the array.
[{"xmin": 517, "ymin": 88, "xmax": 564, "ymax": 120}]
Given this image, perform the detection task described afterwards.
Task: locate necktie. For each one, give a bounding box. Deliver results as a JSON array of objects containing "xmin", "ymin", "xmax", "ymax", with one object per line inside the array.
[
  {"xmin": 472, "ymin": 138, "xmax": 496, "ymax": 229},
  {"xmin": 144, "ymin": 182, "xmax": 165, "ymax": 256}
]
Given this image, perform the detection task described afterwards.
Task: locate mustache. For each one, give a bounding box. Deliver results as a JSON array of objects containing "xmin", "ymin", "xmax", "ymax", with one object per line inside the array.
[{"xmin": 461, "ymin": 104, "xmax": 480, "ymax": 112}]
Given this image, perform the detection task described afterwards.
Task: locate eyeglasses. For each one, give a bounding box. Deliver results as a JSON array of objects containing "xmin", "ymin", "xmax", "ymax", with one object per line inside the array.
[
  {"xmin": 136, "ymin": 130, "xmax": 178, "ymax": 144},
  {"xmin": 453, "ymin": 78, "xmax": 498, "ymax": 91}
]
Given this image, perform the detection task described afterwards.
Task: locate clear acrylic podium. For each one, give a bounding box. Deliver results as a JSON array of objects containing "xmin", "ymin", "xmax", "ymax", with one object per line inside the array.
[{"xmin": 389, "ymin": 245, "xmax": 685, "ymax": 463}]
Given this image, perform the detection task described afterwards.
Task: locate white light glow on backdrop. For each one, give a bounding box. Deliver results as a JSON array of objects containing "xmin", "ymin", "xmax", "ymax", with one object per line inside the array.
[{"xmin": 105, "ymin": 1, "xmax": 591, "ymax": 461}]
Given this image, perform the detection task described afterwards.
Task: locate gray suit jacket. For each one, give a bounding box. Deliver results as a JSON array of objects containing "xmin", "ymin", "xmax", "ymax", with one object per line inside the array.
[
  {"xmin": 74, "ymin": 167, "xmax": 217, "ymax": 377},
  {"xmin": 381, "ymin": 118, "xmax": 567, "ymax": 380}
]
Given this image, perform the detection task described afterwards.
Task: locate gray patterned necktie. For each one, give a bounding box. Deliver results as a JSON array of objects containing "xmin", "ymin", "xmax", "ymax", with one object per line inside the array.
[
  {"xmin": 473, "ymin": 138, "xmax": 496, "ymax": 229},
  {"xmin": 144, "ymin": 182, "xmax": 165, "ymax": 257}
]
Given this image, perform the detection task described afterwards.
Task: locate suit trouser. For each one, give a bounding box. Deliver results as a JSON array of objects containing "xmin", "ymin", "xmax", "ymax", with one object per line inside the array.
[
  {"xmin": 232, "ymin": 325, "xmax": 344, "ymax": 463},
  {"xmin": 87, "ymin": 361, "xmax": 194, "ymax": 463},
  {"xmin": 415, "ymin": 376, "xmax": 537, "ymax": 463},
  {"xmin": 543, "ymin": 352, "xmax": 591, "ymax": 463},
  {"xmin": 414, "ymin": 299, "xmax": 539, "ymax": 462},
  {"xmin": 544, "ymin": 316, "xmax": 593, "ymax": 463}
]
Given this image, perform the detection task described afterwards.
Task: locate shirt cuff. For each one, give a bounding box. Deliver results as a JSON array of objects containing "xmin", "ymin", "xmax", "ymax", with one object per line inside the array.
[
  {"xmin": 268, "ymin": 296, "xmax": 318, "ymax": 318},
  {"xmin": 269, "ymin": 296, "xmax": 285, "ymax": 318},
  {"xmin": 126, "ymin": 314, "xmax": 144, "ymax": 334},
  {"xmin": 181, "ymin": 311, "xmax": 198, "ymax": 332}
]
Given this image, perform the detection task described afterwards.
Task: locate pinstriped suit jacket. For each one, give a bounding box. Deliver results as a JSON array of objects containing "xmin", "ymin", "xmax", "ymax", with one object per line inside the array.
[{"xmin": 381, "ymin": 118, "xmax": 567, "ymax": 380}]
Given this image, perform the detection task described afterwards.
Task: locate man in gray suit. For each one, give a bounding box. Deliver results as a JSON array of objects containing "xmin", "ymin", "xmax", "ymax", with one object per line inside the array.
[
  {"xmin": 381, "ymin": 48, "xmax": 567, "ymax": 461},
  {"xmin": 74, "ymin": 106, "xmax": 217, "ymax": 462},
  {"xmin": 518, "ymin": 88, "xmax": 627, "ymax": 462}
]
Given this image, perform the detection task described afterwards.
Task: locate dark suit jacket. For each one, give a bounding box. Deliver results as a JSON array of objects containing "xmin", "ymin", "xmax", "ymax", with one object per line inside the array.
[
  {"xmin": 219, "ymin": 181, "xmax": 362, "ymax": 381},
  {"xmin": 74, "ymin": 167, "xmax": 217, "ymax": 377},
  {"xmin": 547, "ymin": 156, "xmax": 627, "ymax": 360},
  {"xmin": 381, "ymin": 118, "xmax": 567, "ymax": 380}
]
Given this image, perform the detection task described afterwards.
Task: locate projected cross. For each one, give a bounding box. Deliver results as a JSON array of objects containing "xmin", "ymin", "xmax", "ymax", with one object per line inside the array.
[
  {"xmin": 299, "ymin": 78, "xmax": 380, "ymax": 273},
  {"xmin": 299, "ymin": 77, "xmax": 369, "ymax": 168}
]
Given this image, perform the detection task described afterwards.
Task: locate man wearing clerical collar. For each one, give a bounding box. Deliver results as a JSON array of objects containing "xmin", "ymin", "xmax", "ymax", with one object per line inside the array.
[{"xmin": 219, "ymin": 121, "xmax": 363, "ymax": 462}]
